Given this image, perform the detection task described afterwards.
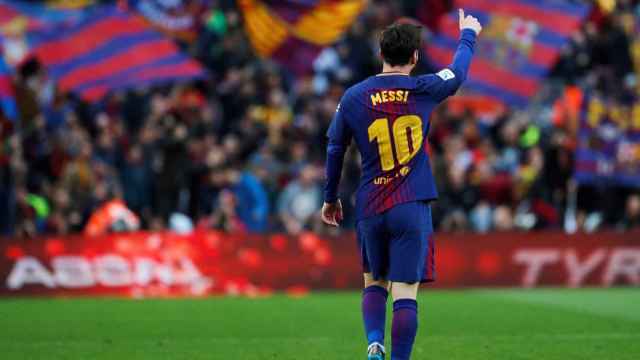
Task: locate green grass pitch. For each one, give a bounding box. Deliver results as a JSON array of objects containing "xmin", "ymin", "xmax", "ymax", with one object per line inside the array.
[{"xmin": 0, "ymin": 288, "xmax": 639, "ymax": 359}]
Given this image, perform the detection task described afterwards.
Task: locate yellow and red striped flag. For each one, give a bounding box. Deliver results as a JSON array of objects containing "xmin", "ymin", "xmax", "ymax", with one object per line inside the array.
[{"xmin": 239, "ymin": 0, "xmax": 367, "ymax": 74}]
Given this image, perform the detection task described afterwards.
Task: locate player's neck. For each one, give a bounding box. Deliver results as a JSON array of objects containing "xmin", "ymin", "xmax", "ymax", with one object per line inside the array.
[{"xmin": 379, "ymin": 63, "xmax": 413, "ymax": 76}]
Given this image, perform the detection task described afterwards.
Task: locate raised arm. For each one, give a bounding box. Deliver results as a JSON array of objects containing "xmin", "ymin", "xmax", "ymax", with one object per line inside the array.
[{"xmin": 418, "ymin": 9, "xmax": 482, "ymax": 102}]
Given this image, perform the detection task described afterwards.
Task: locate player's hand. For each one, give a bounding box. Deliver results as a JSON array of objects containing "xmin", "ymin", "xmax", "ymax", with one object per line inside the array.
[
  {"xmin": 459, "ymin": 9, "xmax": 482, "ymax": 35},
  {"xmin": 321, "ymin": 200, "xmax": 343, "ymax": 227}
]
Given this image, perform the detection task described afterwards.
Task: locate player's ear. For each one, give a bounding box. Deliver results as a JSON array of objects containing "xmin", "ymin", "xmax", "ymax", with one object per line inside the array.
[{"xmin": 411, "ymin": 50, "xmax": 419, "ymax": 65}]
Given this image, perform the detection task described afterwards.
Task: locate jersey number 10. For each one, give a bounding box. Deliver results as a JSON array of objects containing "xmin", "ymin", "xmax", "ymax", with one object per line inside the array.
[{"xmin": 368, "ymin": 115, "xmax": 424, "ymax": 171}]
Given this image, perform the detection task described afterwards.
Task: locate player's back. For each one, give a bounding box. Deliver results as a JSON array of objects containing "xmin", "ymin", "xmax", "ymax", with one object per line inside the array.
[
  {"xmin": 333, "ymin": 71, "xmax": 459, "ymax": 220},
  {"xmin": 324, "ymin": 27, "xmax": 476, "ymax": 223}
]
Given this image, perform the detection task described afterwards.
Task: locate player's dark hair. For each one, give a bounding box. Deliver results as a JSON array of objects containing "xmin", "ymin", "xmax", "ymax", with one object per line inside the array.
[{"xmin": 379, "ymin": 22, "xmax": 422, "ymax": 67}]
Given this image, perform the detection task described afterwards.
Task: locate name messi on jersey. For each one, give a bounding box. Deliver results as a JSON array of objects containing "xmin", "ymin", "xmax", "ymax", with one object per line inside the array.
[{"xmin": 370, "ymin": 90, "xmax": 409, "ymax": 106}]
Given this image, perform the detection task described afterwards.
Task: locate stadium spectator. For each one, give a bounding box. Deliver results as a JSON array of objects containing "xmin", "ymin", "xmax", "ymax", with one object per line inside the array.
[
  {"xmin": 277, "ymin": 165, "xmax": 323, "ymax": 235},
  {"xmin": 204, "ymin": 189, "xmax": 247, "ymax": 234},
  {"xmin": 84, "ymin": 197, "xmax": 140, "ymax": 237},
  {"xmin": 621, "ymin": 194, "xmax": 640, "ymax": 230},
  {"xmin": 120, "ymin": 145, "xmax": 153, "ymax": 217},
  {"xmin": 228, "ymin": 168, "xmax": 270, "ymax": 233}
]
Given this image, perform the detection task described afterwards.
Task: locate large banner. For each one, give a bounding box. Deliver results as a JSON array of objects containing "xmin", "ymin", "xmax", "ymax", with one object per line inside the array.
[
  {"xmin": 575, "ymin": 95, "xmax": 640, "ymax": 186},
  {"xmin": 238, "ymin": 0, "xmax": 366, "ymax": 75},
  {"xmin": 426, "ymin": 0, "xmax": 590, "ymax": 107},
  {"xmin": 0, "ymin": 4, "xmax": 205, "ymax": 101},
  {"xmin": 1, "ymin": 230, "xmax": 639, "ymax": 297},
  {"xmin": 30, "ymin": 7, "xmax": 205, "ymax": 102}
]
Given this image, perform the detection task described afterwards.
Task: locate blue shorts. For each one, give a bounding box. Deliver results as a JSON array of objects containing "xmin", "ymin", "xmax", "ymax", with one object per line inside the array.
[{"xmin": 356, "ymin": 201, "xmax": 435, "ymax": 284}]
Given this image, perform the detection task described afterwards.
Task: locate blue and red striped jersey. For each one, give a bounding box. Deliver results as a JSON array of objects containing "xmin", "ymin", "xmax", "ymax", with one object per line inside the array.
[{"xmin": 324, "ymin": 29, "xmax": 477, "ymax": 221}]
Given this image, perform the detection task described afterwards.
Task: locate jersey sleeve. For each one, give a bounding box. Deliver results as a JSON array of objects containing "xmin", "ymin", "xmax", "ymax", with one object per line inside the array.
[
  {"xmin": 416, "ymin": 29, "xmax": 477, "ymax": 103},
  {"xmin": 323, "ymin": 96, "xmax": 353, "ymax": 203}
]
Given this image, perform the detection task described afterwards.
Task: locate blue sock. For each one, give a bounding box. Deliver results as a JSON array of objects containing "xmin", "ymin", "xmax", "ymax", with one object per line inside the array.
[
  {"xmin": 391, "ymin": 299, "xmax": 418, "ymax": 360},
  {"xmin": 362, "ymin": 285, "xmax": 388, "ymax": 346}
]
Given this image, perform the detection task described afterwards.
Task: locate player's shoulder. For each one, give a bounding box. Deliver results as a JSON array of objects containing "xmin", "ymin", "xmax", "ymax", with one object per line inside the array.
[
  {"xmin": 341, "ymin": 77, "xmax": 375, "ymax": 101},
  {"xmin": 335, "ymin": 79, "xmax": 376, "ymax": 116}
]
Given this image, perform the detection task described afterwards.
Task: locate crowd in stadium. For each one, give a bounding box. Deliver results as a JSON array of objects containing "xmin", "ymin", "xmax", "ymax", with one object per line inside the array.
[{"xmin": 1, "ymin": 0, "xmax": 639, "ymax": 237}]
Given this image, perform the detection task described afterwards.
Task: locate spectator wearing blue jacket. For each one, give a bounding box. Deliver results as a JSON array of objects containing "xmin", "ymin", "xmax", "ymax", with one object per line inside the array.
[{"xmin": 229, "ymin": 169, "xmax": 270, "ymax": 232}]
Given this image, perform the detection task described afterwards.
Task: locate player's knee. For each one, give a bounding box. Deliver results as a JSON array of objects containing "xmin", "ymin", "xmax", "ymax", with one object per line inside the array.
[
  {"xmin": 391, "ymin": 282, "xmax": 419, "ymax": 301},
  {"xmin": 363, "ymin": 273, "xmax": 389, "ymax": 290}
]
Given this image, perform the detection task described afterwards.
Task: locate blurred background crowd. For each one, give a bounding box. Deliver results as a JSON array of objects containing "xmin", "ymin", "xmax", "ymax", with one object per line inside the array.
[{"xmin": 1, "ymin": 0, "xmax": 639, "ymax": 238}]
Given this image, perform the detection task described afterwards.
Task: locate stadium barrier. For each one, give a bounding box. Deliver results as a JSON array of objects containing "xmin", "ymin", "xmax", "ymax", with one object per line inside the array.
[{"xmin": 1, "ymin": 230, "xmax": 639, "ymax": 297}]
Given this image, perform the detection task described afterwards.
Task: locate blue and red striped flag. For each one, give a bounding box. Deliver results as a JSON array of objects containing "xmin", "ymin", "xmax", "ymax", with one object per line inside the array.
[
  {"xmin": 30, "ymin": 7, "xmax": 205, "ymax": 102},
  {"xmin": 426, "ymin": 0, "xmax": 591, "ymax": 107},
  {"xmin": 0, "ymin": 55, "xmax": 18, "ymax": 122}
]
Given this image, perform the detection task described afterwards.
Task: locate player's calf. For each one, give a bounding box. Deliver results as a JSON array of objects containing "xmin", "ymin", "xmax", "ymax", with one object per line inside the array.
[
  {"xmin": 390, "ymin": 282, "xmax": 419, "ymax": 360},
  {"xmin": 362, "ymin": 273, "xmax": 389, "ymax": 354}
]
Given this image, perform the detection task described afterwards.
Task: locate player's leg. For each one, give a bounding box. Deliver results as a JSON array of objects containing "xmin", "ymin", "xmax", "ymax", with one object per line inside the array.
[
  {"xmin": 364, "ymin": 272, "xmax": 389, "ymax": 290},
  {"xmin": 357, "ymin": 217, "xmax": 390, "ymax": 359},
  {"xmin": 363, "ymin": 272, "xmax": 389, "ymax": 358},
  {"xmin": 389, "ymin": 282, "xmax": 419, "ymax": 360},
  {"xmin": 386, "ymin": 201, "xmax": 435, "ymax": 360}
]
